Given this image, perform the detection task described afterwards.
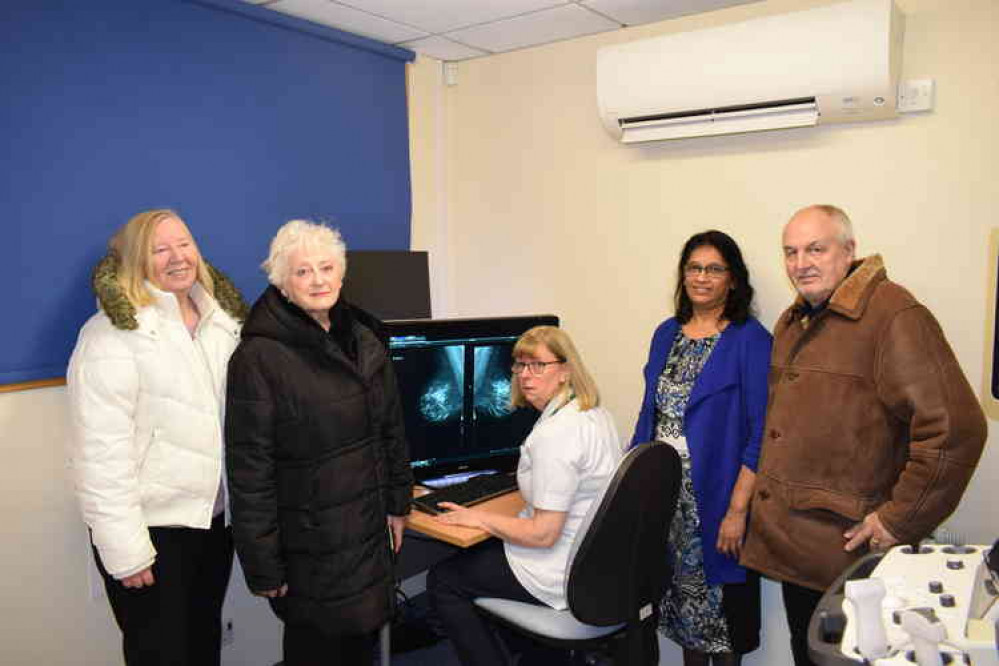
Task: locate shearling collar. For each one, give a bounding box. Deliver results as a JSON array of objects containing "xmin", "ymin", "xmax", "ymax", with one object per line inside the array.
[
  {"xmin": 91, "ymin": 251, "xmax": 249, "ymax": 330},
  {"xmin": 791, "ymin": 254, "xmax": 886, "ymax": 322}
]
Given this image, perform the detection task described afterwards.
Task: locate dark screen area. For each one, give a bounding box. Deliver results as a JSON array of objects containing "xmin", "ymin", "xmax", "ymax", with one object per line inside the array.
[{"xmin": 342, "ymin": 250, "xmax": 431, "ymax": 320}]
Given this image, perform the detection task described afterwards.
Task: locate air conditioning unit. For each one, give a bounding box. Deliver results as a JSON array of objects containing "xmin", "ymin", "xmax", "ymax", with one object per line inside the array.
[{"xmin": 596, "ymin": 0, "xmax": 904, "ymax": 143}]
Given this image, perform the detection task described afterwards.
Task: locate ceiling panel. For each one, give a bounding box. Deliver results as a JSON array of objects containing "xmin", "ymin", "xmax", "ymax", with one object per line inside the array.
[
  {"xmin": 239, "ymin": 0, "xmax": 767, "ymax": 61},
  {"xmin": 336, "ymin": 0, "xmax": 571, "ymax": 34},
  {"xmin": 398, "ymin": 35, "xmax": 489, "ymax": 61},
  {"xmin": 582, "ymin": 0, "xmax": 763, "ymax": 26},
  {"xmin": 266, "ymin": 0, "xmax": 429, "ymax": 43},
  {"xmin": 446, "ymin": 4, "xmax": 620, "ymax": 54}
]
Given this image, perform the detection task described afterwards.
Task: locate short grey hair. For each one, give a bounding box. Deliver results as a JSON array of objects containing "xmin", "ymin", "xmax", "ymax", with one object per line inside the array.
[
  {"xmin": 262, "ymin": 219, "xmax": 347, "ymax": 288},
  {"xmin": 813, "ymin": 204, "xmax": 855, "ymax": 245}
]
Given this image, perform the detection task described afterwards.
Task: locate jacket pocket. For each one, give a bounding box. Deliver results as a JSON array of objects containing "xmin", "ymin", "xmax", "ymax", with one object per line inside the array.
[
  {"xmin": 138, "ymin": 429, "xmax": 172, "ymax": 507},
  {"xmin": 787, "ymin": 485, "xmax": 874, "ymax": 523}
]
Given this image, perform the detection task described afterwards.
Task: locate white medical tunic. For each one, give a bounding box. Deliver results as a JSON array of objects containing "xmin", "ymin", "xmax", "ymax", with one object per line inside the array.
[{"xmin": 504, "ymin": 397, "xmax": 622, "ymax": 609}]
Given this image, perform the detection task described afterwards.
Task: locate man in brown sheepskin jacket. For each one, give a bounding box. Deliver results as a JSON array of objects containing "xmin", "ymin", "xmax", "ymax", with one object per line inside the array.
[{"xmin": 741, "ymin": 204, "xmax": 987, "ymax": 666}]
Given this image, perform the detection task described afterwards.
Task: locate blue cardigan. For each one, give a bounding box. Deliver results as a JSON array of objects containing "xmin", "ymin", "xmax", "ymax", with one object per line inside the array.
[{"xmin": 630, "ymin": 317, "xmax": 772, "ymax": 585}]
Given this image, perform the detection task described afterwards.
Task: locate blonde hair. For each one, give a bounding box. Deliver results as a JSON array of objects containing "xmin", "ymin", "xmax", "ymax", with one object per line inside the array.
[
  {"xmin": 509, "ymin": 326, "xmax": 600, "ymax": 411},
  {"xmin": 110, "ymin": 209, "xmax": 213, "ymax": 308},
  {"xmin": 262, "ymin": 219, "xmax": 347, "ymax": 288}
]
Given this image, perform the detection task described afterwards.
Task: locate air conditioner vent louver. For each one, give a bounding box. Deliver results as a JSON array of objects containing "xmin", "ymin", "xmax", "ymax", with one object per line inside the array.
[{"xmin": 619, "ymin": 98, "xmax": 819, "ymax": 142}]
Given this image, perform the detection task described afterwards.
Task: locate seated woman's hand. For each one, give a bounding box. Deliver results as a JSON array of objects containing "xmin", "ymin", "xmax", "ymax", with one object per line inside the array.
[{"xmin": 434, "ymin": 503, "xmax": 486, "ymax": 530}]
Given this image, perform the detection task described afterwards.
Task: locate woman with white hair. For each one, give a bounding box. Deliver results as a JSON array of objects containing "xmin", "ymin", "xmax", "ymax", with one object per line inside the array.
[
  {"xmin": 68, "ymin": 208, "xmax": 247, "ymax": 665},
  {"xmin": 225, "ymin": 219, "xmax": 412, "ymax": 665}
]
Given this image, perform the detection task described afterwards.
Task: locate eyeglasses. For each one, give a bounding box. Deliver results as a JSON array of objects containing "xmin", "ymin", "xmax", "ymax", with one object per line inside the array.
[
  {"xmin": 684, "ymin": 263, "xmax": 729, "ymax": 279},
  {"xmin": 511, "ymin": 360, "xmax": 565, "ymax": 376}
]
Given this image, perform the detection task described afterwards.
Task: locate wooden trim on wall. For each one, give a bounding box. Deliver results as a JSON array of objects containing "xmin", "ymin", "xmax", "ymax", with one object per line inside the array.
[{"xmin": 0, "ymin": 378, "xmax": 66, "ymax": 394}]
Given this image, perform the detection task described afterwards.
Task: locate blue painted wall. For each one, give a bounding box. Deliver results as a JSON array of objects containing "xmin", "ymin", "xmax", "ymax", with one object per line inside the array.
[{"xmin": 2, "ymin": 0, "xmax": 414, "ymax": 383}]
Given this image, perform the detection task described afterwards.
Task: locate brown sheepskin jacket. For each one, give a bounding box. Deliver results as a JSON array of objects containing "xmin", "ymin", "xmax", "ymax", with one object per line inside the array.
[{"xmin": 741, "ymin": 255, "xmax": 986, "ymax": 590}]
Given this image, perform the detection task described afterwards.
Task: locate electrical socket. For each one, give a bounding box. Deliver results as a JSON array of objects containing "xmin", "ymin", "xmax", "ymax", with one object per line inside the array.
[
  {"xmin": 897, "ymin": 79, "xmax": 935, "ymax": 113},
  {"xmin": 931, "ymin": 525, "xmax": 966, "ymax": 546},
  {"xmin": 222, "ymin": 618, "xmax": 234, "ymax": 647}
]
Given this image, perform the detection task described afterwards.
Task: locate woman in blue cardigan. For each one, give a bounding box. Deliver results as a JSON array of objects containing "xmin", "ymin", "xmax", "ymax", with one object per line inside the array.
[{"xmin": 631, "ymin": 230, "xmax": 771, "ymax": 666}]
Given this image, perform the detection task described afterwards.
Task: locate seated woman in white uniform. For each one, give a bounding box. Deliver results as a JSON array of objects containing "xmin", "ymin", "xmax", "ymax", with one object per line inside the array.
[{"xmin": 427, "ymin": 325, "xmax": 622, "ymax": 666}]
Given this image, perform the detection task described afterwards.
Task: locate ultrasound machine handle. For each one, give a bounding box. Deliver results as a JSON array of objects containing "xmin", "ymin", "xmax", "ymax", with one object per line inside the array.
[
  {"xmin": 899, "ymin": 608, "xmax": 946, "ymax": 666},
  {"xmin": 845, "ymin": 578, "xmax": 890, "ymax": 660},
  {"xmin": 808, "ymin": 552, "xmax": 886, "ymax": 666}
]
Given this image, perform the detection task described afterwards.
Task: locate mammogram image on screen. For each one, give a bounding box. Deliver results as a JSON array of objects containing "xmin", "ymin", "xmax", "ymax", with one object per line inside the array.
[
  {"xmin": 472, "ymin": 345, "xmax": 512, "ymax": 419},
  {"xmin": 472, "ymin": 344, "xmax": 536, "ymax": 452},
  {"xmin": 392, "ymin": 344, "xmax": 465, "ymax": 463}
]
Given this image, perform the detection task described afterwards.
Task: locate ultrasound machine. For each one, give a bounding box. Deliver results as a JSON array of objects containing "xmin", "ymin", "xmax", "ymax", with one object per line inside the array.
[
  {"xmin": 808, "ymin": 539, "xmax": 999, "ymax": 666},
  {"xmin": 384, "ymin": 315, "xmax": 558, "ymax": 515}
]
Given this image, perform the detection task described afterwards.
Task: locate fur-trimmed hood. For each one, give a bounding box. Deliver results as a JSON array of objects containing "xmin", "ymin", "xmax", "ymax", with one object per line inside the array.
[
  {"xmin": 788, "ymin": 254, "xmax": 886, "ymax": 323},
  {"xmin": 91, "ymin": 252, "xmax": 249, "ymax": 330}
]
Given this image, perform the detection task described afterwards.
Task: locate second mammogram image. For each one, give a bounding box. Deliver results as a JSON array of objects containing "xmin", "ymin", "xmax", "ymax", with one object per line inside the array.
[{"xmin": 471, "ymin": 344, "xmax": 535, "ymax": 453}]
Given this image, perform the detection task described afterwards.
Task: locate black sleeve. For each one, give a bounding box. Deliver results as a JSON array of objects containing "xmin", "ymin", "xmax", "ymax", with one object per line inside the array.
[
  {"xmin": 380, "ymin": 358, "xmax": 413, "ymax": 516},
  {"xmin": 225, "ymin": 343, "xmax": 285, "ymax": 593}
]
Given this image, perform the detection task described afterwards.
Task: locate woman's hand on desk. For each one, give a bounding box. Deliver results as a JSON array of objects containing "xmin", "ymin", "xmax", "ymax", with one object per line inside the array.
[
  {"xmin": 435, "ymin": 503, "xmax": 487, "ymax": 530},
  {"xmin": 436, "ymin": 503, "xmax": 567, "ymax": 549}
]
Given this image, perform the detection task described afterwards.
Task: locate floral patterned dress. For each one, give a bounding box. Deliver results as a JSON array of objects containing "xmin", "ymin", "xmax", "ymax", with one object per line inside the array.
[{"xmin": 654, "ymin": 330, "xmax": 732, "ymax": 653}]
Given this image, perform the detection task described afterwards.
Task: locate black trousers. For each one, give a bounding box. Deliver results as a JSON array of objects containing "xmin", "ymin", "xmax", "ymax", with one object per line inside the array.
[
  {"xmin": 427, "ymin": 539, "xmax": 572, "ymax": 666},
  {"xmin": 273, "ymin": 620, "xmax": 376, "ymax": 666},
  {"xmin": 781, "ymin": 581, "xmax": 825, "ymax": 666},
  {"xmin": 93, "ymin": 513, "xmax": 234, "ymax": 666}
]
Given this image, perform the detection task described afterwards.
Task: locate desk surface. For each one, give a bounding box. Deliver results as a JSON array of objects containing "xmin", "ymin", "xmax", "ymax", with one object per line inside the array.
[{"xmin": 406, "ymin": 490, "xmax": 525, "ymax": 548}]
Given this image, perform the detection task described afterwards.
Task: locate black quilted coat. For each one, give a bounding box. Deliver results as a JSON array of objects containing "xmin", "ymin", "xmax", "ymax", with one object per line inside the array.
[{"xmin": 225, "ymin": 286, "xmax": 412, "ymax": 635}]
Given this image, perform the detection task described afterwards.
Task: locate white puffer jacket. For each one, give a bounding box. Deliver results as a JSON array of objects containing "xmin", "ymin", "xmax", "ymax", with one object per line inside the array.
[{"xmin": 68, "ymin": 282, "xmax": 240, "ymax": 577}]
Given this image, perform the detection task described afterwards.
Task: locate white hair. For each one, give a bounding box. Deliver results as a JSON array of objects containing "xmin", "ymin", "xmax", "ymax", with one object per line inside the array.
[
  {"xmin": 815, "ymin": 204, "xmax": 855, "ymax": 245},
  {"xmin": 262, "ymin": 219, "xmax": 347, "ymax": 288}
]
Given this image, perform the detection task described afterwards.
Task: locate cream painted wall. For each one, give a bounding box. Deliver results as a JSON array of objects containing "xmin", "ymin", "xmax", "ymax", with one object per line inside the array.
[
  {"xmin": 2, "ymin": 1, "xmax": 995, "ymax": 663},
  {"xmin": 409, "ymin": 0, "xmax": 998, "ymax": 663},
  {"xmin": 0, "ymin": 386, "xmax": 119, "ymax": 663}
]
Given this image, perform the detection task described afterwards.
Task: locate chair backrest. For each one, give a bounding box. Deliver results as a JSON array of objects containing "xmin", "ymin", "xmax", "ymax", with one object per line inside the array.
[{"xmin": 565, "ymin": 442, "xmax": 681, "ymax": 626}]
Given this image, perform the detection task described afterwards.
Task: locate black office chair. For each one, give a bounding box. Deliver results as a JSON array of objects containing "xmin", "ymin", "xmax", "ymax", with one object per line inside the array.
[{"xmin": 474, "ymin": 442, "xmax": 682, "ymax": 665}]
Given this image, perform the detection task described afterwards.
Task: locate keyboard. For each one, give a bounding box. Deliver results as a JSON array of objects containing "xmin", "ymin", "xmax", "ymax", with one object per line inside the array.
[{"xmin": 412, "ymin": 473, "xmax": 519, "ymax": 515}]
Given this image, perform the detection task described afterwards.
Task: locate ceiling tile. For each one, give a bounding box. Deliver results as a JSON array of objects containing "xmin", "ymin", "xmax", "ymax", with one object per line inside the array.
[
  {"xmin": 399, "ymin": 36, "xmax": 489, "ymax": 61},
  {"xmin": 336, "ymin": 0, "xmax": 570, "ymax": 34},
  {"xmin": 266, "ymin": 0, "xmax": 429, "ymax": 43},
  {"xmin": 582, "ymin": 0, "xmax": 762, "ymax": 26},
  {"xmin": 446, "ymin": 4, "xmax": 619, "ymax": 54}
]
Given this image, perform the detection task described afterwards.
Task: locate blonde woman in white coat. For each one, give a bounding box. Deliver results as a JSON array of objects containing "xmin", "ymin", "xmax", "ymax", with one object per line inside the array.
[{"xmin": 68, "ymin": 209, "xmax": 247, "ymax": 666}]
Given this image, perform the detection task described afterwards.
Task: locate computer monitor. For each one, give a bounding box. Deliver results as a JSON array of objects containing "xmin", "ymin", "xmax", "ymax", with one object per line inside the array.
[
  {"xmin": 385, "ymin": 315, "xmax": 559, "ymax": 482},
  {"xmin": 341, "ymin": 250, "xmax": 431, "ymax": 319}
]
